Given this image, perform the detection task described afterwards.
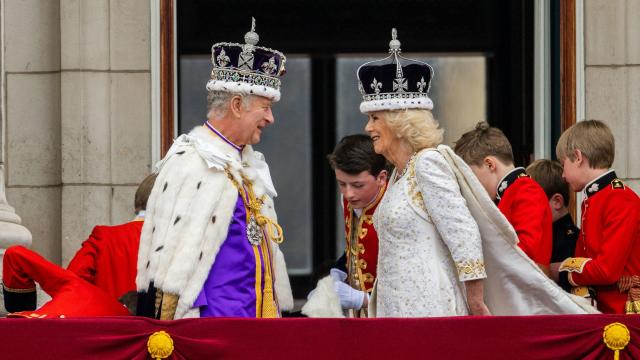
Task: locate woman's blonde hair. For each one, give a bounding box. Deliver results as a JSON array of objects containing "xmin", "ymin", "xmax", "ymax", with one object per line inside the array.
[{"xmin": 381, "ymin": 109, "xmax": 444, "ymax": 151}]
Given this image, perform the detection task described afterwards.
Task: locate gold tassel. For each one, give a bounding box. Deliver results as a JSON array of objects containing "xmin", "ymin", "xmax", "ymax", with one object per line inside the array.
[
  {"xmin": 225, "ymin": 168, "xmax": 283, "ymax": 317},
  {"xmin": 260, "ymin": 243, "xmax": 278, "ymax": 318}
]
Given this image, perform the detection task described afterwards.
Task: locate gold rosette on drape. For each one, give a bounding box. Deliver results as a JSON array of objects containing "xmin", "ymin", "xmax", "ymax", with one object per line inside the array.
[
  {"xmin": 603, "ymin": 322, "xmax": 630, "ymax": 360},
  {"xmin": 147, "ymin": 331, "xmax": 174, "ymax": 359}
]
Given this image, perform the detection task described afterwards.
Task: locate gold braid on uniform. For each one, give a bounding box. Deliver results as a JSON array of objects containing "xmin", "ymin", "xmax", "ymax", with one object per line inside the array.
[{"xmin": 618, "ymin": 275, "xmax": 640, "ymax": 314}]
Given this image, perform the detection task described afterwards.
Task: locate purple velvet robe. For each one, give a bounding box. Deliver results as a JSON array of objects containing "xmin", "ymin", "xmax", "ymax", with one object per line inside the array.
[{"xmin": 193, "ymin": 193, "xmax": 266, "ymax": 317}]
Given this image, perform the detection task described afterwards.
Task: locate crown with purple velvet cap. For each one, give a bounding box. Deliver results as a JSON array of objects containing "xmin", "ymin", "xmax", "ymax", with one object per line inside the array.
[{"xmin": 206, "ymin": 17, "xmax": 286, "ymax": 101}]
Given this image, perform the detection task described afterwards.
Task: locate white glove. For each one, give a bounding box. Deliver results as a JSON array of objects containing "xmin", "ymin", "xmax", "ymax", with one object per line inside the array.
[
  {"xmin": 329, "ymin": 268, "xmax": 347, "ymax": 282},
  {"xmin": 333, "ymin": 281, "xmax": 367, "ymax": 310},
  {"xmin": 307, "ymin": 269, "xmax": 348, "ymax": 300}
]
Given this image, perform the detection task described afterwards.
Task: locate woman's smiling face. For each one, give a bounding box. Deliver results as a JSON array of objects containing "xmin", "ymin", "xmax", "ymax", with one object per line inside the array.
[{"xmin": 364, "ymin": 111, "xmax": 395, "ymax": 157}]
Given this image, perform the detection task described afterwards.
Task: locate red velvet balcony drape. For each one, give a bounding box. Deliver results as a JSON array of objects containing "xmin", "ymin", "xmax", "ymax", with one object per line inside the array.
[{"xmin": 1, "ymin": 314, "xmax": 639, "ymax": 359}]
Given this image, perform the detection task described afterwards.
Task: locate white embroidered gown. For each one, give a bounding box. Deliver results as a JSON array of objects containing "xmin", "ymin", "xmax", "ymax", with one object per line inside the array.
[{"xmin": 371, "ymin": 149, "xmax": 486, "ymax": 317}]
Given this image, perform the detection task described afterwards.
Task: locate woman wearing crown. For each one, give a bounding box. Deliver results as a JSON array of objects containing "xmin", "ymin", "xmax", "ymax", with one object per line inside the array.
[
  {"xmin": 357, "ymin": 29, "xmax": 490, "ymax": 317},
  {"xmin": 358, "ymin": 30, "xmax": 602, "ymax": 318}
]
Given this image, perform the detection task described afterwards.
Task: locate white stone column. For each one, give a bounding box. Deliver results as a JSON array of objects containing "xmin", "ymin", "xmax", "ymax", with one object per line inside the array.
[
  {"xmin": 0, "ymin": 167, "xmax": 32, "ymax": 249},
  {"xmin": 0, "ymin": 0, "xmax": 34, "ymax": 315},
  {"xmin": 0, "ymin": 30, "xmax": 32, "ymax": 248},
  {"xmin": 583, "ymin": 0, "xmax": 640, "ymax": 193},
  {"xmin": 0, "ymin": 165, "xmax": 32, "ymax": 315}
]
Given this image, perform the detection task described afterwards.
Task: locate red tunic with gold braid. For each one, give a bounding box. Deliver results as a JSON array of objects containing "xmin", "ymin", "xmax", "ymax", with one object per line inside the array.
[
  {"xmin": 559, "ymin": 171, "xmax": 640, "ymax": 314},
  {"xmin": 343, "ymin": 185, "xmax": 386, "ymax": 293}
]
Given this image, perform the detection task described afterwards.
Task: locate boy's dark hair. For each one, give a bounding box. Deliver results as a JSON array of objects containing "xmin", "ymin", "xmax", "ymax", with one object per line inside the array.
[
  {"xmin": 327, "ymin": 135, "xmax": 388, "ymax": 176},
  {"xmin": 526, "ymin": 159, "xmax": 570, "ymax": 206},
  {"xmin": 454, "ymin": 121, "xmax": 514, "ymax": 166},
  {"xmin": 135, "ymin": 173, "xmax": 158, "ymax": 212}
]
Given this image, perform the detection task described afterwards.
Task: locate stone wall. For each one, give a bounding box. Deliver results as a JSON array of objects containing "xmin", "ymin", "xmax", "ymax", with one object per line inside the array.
[
  {"xmin": 4, "ymin": 1, "xmax": 62, "ymax": 263},
  {"xmin": 59, "ymin": 0, "xmax": 151, "ymax": 265},
  {"xmin": 2, "ymin": 0, "xmax": 152, "ymax": 265},
  {"xmin": 584, "ymin": 0, "xmax": 640, "ymax": 193}
]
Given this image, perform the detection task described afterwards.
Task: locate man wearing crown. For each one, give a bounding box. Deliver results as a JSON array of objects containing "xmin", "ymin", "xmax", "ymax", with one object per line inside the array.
[{"xmin": 135, "ymin": 19, "xmax": 293, "ymax": 320}]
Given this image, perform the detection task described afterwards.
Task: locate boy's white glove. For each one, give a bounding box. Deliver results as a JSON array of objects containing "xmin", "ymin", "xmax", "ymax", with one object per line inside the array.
[
  {"xmin": 333, "ymin": 279, "xmax": 367, "ymax": 310},
  {"xmin": 309, "ymin": 268, "xmax": 367, "ymax": 310},
  {"xmin": 329, "ymin": 268, "xmax": 348, "ymax": 282}
]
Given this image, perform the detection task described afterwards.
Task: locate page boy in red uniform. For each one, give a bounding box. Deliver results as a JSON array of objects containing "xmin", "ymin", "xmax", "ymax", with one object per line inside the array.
[
  {"xmin": 454, "ymin": 122, "xmax": 553, "ymax": 273},
  {"xmin": 553, "ymin": 120, "xmax": 640, "ymax": 314},
  {"xmin": 327, "ymin": 135, "xmax": 388, "ymax": 317},
  {"xmin": 2, "ymin": 173, "xmax": 156, "ymax": 318},
  {"xmin": 526, "ymin": 159, "xmax": 579, "ymax": 292}
]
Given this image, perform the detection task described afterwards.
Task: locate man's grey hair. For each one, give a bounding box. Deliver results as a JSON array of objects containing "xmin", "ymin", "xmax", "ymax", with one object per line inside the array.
[{"xmin": 207, "ymin": 90, "xmax": 256, "ymax": 120}]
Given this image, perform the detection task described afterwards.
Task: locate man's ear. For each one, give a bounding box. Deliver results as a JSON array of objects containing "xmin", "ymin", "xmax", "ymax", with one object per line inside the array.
[
  {"xmin": 550, "ymin": 193, "xmax": 565, "ymax": 211},
  {"xmin": 229, "ymin": 96, "xmax": 243, "ymax": 118}
]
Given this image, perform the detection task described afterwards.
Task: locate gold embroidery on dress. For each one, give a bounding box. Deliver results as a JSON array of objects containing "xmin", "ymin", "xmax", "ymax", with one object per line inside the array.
[
  {"xmin": 407, "ymin": 155, "xmax": 427, "ymax": 214},
  {"xmin": 405, "ymin": 151, "xmax": 434, "ymax": 223},
  {"xmin": 455, "ymin": 259, "xmax": 486, "ymax": 278}
]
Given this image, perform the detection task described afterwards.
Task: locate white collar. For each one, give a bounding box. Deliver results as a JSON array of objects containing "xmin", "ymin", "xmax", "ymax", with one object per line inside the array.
[{"xmin": 158, "ymin": 126, "xmax": 277, "ymax": 198}]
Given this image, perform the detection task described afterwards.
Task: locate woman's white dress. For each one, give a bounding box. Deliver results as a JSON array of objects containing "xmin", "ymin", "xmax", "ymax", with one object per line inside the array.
[{"xmin": 371, "ymin": 148, "xmax": 486, "ymax": 317}]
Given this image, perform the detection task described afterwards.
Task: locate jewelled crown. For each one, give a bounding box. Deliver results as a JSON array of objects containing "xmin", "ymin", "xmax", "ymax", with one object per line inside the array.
[
  {"xmin": 206, "ymin": 17, "xmax": 286, "ymax": 102},
  {"xmin": 357, "ymin": 28, "xmax": 434, "ymax": 113}
]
